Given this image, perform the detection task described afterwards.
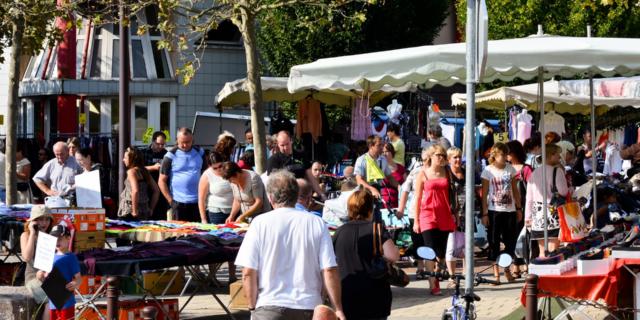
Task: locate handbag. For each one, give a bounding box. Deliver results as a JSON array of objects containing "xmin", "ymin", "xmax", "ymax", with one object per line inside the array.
[
  {"xmin": 549, "ymin": 167, "xmax": 566, "ymax": 208},
  {"xmin": 372, "ymin": 221, "xmax": 410, "ymax": 287},
  {"xmin": 16, "ymin": 182, "xmax": 30, "ymax": 192},
  {"xmin": 557, "ymin": 202, "xmax": 589, "ymax": 242}
]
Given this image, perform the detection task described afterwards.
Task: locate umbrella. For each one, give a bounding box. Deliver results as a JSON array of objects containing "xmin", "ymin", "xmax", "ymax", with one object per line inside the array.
[
  {"xmin": 451, "ymin": 80, "xmax": 640, "ymax": 114},
  {"xmin": 215, "ymin": 77, "xmax": 414, "ymax": 108}
]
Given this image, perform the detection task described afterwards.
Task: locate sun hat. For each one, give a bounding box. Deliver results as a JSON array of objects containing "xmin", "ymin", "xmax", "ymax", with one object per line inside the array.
[{"xmin": 27, "ymin": 205, "xmax": 51, "ymax": 222}]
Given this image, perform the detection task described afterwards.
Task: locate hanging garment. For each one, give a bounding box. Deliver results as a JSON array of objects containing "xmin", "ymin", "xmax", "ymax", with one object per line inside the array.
[
  {"xmin": 295, "ymin": 98, "xmax": 323, "ymax": 143},
  {"xmin": 516, "ymin": 110, "xmax": 533, "ymax": 144},
  {"xmin": 386, "ymin": 99, "xmax": 403, "ymax": 124},
  {"xmin": 371, "ymin": 106, "xmax": 389, "ymax": 138},
  {"xmin": 543, "ymin": 111, "xmax": 566, "ymax": 135},
  {"xmin": 351, "ymin": 98, "xmax": 372, "ymax": 141},
  {"xmin": 603, "ymin": 144, "xmax": 623, "ymax": 175}
]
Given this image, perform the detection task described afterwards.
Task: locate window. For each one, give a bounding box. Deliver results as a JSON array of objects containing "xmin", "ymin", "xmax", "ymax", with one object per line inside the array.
[
  {"xmin": 134, "ymin": 101, "xmax": 149, "ymax": 142},
  {"xmin": 130, "ymin": 98, "xmax": 175, "ymax": 145},
  {"xmin": 206, "ymin": 20, "xmax": 242, "ymax": 44}
]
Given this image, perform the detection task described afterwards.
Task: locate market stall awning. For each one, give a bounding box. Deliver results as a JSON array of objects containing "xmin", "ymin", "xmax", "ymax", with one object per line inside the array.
[
  {"xmin": 450, "ymin": 80, "xmax": 640, "ymax": 114},
  {"xmin": 288, "ymin": 36, "xmax": 640, "ymax": 92},
  {"xmin": 215, "ymin": 77, "xmax": 414, "ymax": 107},
  {"xmin": 558, "ymin": 76, "xmax": 640, "ymax": 98}
]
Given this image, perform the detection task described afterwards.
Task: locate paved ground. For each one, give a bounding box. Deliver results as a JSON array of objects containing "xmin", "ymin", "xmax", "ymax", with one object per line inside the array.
[{"xmin": 173, "ymin": 262, "xmax": 526, "ymax": 320}]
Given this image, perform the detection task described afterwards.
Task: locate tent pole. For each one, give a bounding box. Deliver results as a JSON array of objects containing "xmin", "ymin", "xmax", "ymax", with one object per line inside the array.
[
  {"xmin": 539, "ymin": 66, "xmax": 549, "ymax": 254},
  {"xmin": 464, "ymin": 0, "xmax": 477, "ymax": 294},
  {"xmin": 588, "ymin": 25, "xmax": 598, "ymax": 229}
]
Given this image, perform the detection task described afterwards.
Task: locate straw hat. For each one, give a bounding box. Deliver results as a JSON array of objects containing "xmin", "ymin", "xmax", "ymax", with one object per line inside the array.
[{"xmin": 27, "ymin": 205, "xmax": 51, "ymax": 222}]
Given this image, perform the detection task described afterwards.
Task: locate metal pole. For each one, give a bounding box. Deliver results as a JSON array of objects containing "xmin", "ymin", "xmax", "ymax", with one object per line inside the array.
[
  {"xmin": 464, "ymin": 0, "xmax": 478, "ymax": 293},
  {"xmin": 588, "ymin": 25, "xmax": 597, "ymax": 229},
  {"xmin": 118, "ymin": 1, "xmax": 131, "ymax": 197},
  {"xmin": 539, "ymin": 66, "xmax": 548, "ymax": 254},
  {"xmin": 535, "ymin": 25, "xmax": 549, "ymax": 254}
]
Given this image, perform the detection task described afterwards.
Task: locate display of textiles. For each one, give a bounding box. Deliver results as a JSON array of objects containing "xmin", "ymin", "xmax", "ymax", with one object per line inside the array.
[{"xmin": 106, "ymin": 219, "xmax": 247, "ymax": 244}]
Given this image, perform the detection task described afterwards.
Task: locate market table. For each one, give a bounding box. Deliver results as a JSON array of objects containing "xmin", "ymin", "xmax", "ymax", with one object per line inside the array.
[
  {"xmin": 521, "ymin": 258, "xmax": 640, "ymax": 318},
  {"xmin": 77, "ymin": 234, "xmax": 240, "ymax": 319}
]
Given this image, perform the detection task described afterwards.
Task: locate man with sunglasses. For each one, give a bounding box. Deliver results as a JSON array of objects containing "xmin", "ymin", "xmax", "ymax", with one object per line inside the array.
[{"xmin": 143, "ymin": 131, "xmax": 168, "ymax": 219}]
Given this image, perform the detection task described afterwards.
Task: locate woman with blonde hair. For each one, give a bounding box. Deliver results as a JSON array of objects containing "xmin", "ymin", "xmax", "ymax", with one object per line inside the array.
[
  {"xmin": 481, "ymin": 142, "xmax": 521, "ymax": 284},
  {"xmin": 525, "ymin": 144, "xmax": 569, "ymax": 257},
  {"xmin": 413, "ymin": 144, "xmax": 456, "ymax": 295},
  {"xmin": 215, "ymin": 131, "xmax": 237, "ymax": 161}
]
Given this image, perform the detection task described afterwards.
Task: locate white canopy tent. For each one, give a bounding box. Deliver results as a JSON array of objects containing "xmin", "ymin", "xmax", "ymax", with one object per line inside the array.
[
  {"xmin": 288, "ymin": 35, "xmax": 640, "ymax": 93},
  {"xmin": 451, "ymin": 80, "xmax": 640, "ymax": 114},
  {"xmin": 215, "ymin": 76, "xmax": 414, "ymax": 108}
]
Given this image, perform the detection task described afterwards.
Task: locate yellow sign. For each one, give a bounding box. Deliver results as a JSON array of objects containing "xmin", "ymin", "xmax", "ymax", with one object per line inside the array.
[
  {"xmin": 79, "ymin": 113, "xmax": 87, "ymax": 125},
  {"xmin": 494, "ymin": 132, "xmax": 508, "ymax": 143},
  {"xmin": 0, "ymin": 115, "xmax": 4, "ymax": 125}
]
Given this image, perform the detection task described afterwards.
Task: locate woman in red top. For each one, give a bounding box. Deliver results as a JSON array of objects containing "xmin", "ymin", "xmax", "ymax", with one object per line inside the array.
[
  {"xmin": 381, "ymin": 143, "xmax": 406, "ymax": 208},
  {"xmin": 413, "ymin": 144, "xmax": 456, "ymax": 296}
]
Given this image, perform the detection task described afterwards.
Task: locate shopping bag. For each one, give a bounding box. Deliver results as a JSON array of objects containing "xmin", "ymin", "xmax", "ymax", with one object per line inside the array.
[
  {"xmin": 557, "ymin": 202, "xmax": 589, "ymax": 243},
  {"xmin": 474, "ymin": 216, "xmax": 488, "ymax": 249},
  {"xmin": 515, "ymin": 227, "xmax": 527, "ymax": 259},
  {"xmin": 452, "ymin": 231, "xmax": 465, "ymax": 259}
]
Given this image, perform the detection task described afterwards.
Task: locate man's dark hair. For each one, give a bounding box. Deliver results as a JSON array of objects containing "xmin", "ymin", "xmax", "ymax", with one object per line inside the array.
[
  {"xmin": 152, "ymin": 131, "xmax": 167, "ymax": 141},
  {"xmin": 387, "ymin": 124, "xmax": 400, "ymax": 135},
  {"xmin": 245, "ymin": 128, "xmax": 252, "ymax": 135}
]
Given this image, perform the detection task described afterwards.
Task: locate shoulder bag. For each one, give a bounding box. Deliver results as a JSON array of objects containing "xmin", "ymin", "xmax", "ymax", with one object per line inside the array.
[{"xmin": 371, "ymin": 220, "xmax": 410, "ymax": 287}]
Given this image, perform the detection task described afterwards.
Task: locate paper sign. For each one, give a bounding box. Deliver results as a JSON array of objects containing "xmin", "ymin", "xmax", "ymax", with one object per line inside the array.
[
  {"xmin": 75, "ymin": 170, "xmax": 102, "ymax": 208},
  {"xmin": 34, "ymin": 232, "xmax": 58, "ymax": 272},
  {"xmin": 494, "ymin": 132, "xmax": 508, "ymax": 143}
]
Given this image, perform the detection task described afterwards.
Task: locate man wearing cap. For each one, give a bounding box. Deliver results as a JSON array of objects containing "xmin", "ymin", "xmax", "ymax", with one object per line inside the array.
[{"xmin": 33, "ymin": 142, "xmax": 83, "ymax": 197}]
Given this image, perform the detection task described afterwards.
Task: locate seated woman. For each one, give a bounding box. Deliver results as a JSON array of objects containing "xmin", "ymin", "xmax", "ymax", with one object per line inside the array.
[
  {"xmin": 20, "ymin": 205, "xmax": 54, "ymax": 319},
  {"xmin": 221, "ymin": 162, "xmax": 271, "ymax": 223},
  {"xmin": 333, "ymin": 188, "xmax": 400, "ymax": 320}
]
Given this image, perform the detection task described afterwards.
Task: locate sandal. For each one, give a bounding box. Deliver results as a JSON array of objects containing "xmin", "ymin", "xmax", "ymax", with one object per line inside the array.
[
  {"xmin": 416, "ymin": 270, "xmax": 426, "ymax": 280},
  {"xmin": 504, "ymin": 270, "xmax": 516, "ymax": 283}
]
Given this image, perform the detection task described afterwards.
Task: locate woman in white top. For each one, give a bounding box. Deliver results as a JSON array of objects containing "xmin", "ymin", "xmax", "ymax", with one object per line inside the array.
[
  {"xmin": 198, "ymin": 151, "xmax": 234, "ymax": 224},
  {"xmin": 16, "ymin": 145, "xmax": 32, "ymax": 203},
  {"xmin": 525, "ymin": 144, "xmax": 569, "ymax": 257}
]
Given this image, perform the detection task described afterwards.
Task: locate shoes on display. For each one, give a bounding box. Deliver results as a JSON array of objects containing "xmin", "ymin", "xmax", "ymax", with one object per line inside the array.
[
  {"xmin": 621, "ymin": 225, "xmax": 640, "ymax": 247},
  {"xmin": 579, "ymin": 249, "xmax": 605, "ymax": 260}
]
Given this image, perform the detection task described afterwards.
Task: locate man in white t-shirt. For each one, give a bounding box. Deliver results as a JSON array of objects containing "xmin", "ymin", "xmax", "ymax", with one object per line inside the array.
[{"xmin": 235, "ymin": 170, "xmax": 344, "ymax": 320}]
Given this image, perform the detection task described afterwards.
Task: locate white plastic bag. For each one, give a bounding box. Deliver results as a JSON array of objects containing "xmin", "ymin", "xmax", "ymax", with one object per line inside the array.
[
  {"xmin": 474, "ymin": 216, "xmax": 488, "ymax": 249},
  {"xmin": 515, "ymin": 226, "xmax": 527, "ymax": 259}
]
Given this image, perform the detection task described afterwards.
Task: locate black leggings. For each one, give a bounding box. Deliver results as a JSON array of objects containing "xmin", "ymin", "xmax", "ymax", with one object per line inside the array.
[
  {"xmin": 488, "ymin": 210, "xmax": 517, "ymax": 261},
  {"xmin": 421, "ymin": 229, "xmax": 450, "ymax": 260}
]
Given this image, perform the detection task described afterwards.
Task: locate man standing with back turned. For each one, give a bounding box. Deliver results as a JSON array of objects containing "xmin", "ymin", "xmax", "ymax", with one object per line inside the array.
[{"xmin": 235, "ymin": 170, "xmax": 345, "ymax": 320}]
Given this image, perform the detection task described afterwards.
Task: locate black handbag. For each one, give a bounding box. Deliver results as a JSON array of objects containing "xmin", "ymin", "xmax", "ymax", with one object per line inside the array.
[
  {"xmin": 549, "ymin": 167, "xmax": 566, "ymax": 208},
  {"xmin": 16, "ymin": 182, "xmax": 30, "ymax": 192},
  {"xmin": 371, "ymin": 221, "xmax": 410, "ymax": 287}
]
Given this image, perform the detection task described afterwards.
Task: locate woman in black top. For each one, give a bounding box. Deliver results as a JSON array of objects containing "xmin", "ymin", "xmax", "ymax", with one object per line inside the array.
[{"xmin": 333, "ymin": 189, "xmax": 400, "ymax": 320}]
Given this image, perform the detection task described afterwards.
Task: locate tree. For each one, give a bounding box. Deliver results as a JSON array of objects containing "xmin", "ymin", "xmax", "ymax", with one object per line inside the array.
[
  {"xmin": 0, "ymin": 1, "xmax": 63, "ymax": 204},
  {"xmin": 258, "ymin": 0, "xmax": 450, "ymax": 77},
  {"xmin": 105, "ymin": 0, "xmax": 370, "ymax": 174},
  {"xmin": 455, "ymin": 0, "xmax": 640, "ymax": 40}
]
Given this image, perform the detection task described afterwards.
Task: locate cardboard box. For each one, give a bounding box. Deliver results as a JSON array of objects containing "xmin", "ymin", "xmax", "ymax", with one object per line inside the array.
[
  {"xmin": 142, "ymin": 269, "xmax": 185, "ymax": 296},
  {"xmin": 229, "ymin": 280, "xmax": 248, "ymax": 310},
  {"xmin": 73, "ymin": 231, "xmax": 106, "ymax": 253},
  {"xmin": 577, "ymin": 257, "xmax": 612, "ymax": 275},
  {"xmin": 51, "ymin": 208, "xmax": 106, "ymax": 231},
  {"xmin": 78, "ymin": 275, "xmax": 103, "ymax": 295}
]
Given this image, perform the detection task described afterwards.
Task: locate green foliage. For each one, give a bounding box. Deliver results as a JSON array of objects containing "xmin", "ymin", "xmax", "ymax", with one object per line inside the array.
[
  {"xmin": 257, "ymin": 0, "xmax": 450, "ymax": 76},
  {"xmin": 0, "ymin": 0, "xmax": 63, "ymax": 62},
  {"xmin": 455, "ymin": 0, "xmax": 640, "ymax": 40}
]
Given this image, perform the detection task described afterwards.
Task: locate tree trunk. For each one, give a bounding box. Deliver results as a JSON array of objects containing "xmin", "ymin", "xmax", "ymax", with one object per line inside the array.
[
  {"xmin": 239, "ymin": 3, "xmax": 267, "ymax": 174},
  {"xmin": 5, "ymin": 18, "xmax": 24, "ymax": 205}
]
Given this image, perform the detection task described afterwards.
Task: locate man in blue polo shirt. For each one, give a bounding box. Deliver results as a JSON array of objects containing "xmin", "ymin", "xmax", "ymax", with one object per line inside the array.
[{"xmin": 158, "ymin": 127, "xmax": 205, "ymax": 222}]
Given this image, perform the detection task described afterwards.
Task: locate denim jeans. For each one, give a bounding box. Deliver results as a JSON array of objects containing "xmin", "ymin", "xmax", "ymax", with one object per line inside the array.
[{"xmin": 251, "ymin": 306, "xmax": 314, "ymax": 320}]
